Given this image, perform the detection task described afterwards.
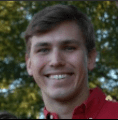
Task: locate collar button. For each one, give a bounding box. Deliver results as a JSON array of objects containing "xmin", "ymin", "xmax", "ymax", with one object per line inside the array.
[{"xmin": 50, "ymin": 115, "xmax": 53, "ymax": 119}]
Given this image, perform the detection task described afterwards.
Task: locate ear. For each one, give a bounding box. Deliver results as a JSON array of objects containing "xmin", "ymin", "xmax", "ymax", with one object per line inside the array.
[
  {"xmin": 25, "ymin": 54, "xmax": 33, "ymax": 76},
  {"xmin": 87, "ymin": 48, "xmax": 97, "ymax": 71}
]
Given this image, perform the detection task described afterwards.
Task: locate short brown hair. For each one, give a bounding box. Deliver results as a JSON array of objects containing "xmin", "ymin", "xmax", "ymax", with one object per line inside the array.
[{"xmin": 24, "ymin": 4, "xmax": 95, "ymax": 55}]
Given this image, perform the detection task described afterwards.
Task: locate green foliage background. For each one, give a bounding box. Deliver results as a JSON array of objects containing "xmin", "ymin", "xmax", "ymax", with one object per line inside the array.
[{"xmin": 0, "ymin": 1, "xmax": 118, "ymax": 119}]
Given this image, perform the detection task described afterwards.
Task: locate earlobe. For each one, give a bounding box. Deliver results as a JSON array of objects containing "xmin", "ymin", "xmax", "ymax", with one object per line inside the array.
[
  {"xmin": 25, "ymin": 54, "xmax": 33, "ymax": 76},
  {"xmin": 88, "ymin": 48, "xmax": 97, "ymax": 71}
]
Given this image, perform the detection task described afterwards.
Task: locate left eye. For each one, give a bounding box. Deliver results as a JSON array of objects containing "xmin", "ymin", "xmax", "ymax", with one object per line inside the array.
[
  {"xmin": 37, "ymin": 48, "xmax": 49, "ymax": 53},
  {"xmin": 64, "ymin": 47, "xmax": 76, "ymax": 51}
]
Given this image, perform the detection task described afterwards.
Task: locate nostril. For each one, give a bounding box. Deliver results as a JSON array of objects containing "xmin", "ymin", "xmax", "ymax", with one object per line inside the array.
[{"xmin": 49, "ymin": 61, "xmax": 65, "ymax": 67}]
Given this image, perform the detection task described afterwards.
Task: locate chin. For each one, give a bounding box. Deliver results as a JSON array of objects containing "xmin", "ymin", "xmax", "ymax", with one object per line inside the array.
[{"xmin": 48, "ymin": 89, "xmax": 77, "ymax": 102}]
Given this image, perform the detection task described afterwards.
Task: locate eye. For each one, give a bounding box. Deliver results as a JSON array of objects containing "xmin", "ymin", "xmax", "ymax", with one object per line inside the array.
[
  {"xmin": 37, "ymin": 48, "xmax": 50, "ymax": 53},
  {"xmin": 64, "ymin": 46, "xmax": 76, "ymax": 51}
]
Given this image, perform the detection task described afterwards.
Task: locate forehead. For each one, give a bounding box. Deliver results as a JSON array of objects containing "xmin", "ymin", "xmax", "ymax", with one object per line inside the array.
[{"xmin": 31, "ymin": 21, "xmax": 85, "ymax": 47}]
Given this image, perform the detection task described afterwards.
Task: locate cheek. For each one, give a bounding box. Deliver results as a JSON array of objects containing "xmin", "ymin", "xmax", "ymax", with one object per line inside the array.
[
  {"xmin": 67, "ymin": 52, "xmax": 87, "ymax": 66},
  {"xmin": 31, "ymin": 56, "xmax": 48, "ymax": 87},
  {"xmin": 31, "ymin": 56, "xmax": 47, "ymax": 72}
]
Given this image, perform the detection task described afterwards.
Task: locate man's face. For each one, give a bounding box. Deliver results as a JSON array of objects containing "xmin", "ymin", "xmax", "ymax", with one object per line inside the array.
[{"xmin": 26, "ymin": 21, "xmax": 96, "ymax": 101}]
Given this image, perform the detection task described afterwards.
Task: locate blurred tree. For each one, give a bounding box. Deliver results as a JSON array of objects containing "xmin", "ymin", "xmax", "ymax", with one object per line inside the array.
[{"xmin": 0, "ymin": 1, "xmax": 118, "ymax": 119}]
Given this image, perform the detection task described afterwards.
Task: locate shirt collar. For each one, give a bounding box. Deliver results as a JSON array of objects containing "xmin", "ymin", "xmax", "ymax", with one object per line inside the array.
[
  {"xmin": 43, "ymin": 87, "xmax": 106, "ymax": 119},
  {"xmin": 72, "ymin": 87, "xmax": 106, "ymax": 119}
]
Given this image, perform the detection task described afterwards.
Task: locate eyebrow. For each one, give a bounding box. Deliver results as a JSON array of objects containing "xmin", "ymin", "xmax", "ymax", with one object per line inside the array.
[
  {"xmin": 33, "ymin": 42, "xmax": 51, "ymax": 50},
  {"xmin": 59, "ymin": 39, "xmax": 81, "ymax": 46},
  {"xmin": 33, "ymin": 39, "xmax": 81, "ymax": 49}
]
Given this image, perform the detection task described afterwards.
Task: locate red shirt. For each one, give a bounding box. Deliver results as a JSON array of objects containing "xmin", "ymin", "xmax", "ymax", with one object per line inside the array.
[{"xmin": 44, "ymin": 87, "xmax": 118, "ymax": 119}]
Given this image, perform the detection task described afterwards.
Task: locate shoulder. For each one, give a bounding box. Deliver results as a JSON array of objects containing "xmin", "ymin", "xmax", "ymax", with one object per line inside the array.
[
  {"xmin": 104, "ymin": 99, "xmax": 118, "ymax": 109},
  {"xmin": 97, "ymin": 100, "xmax": 118, "ymax": 119}
]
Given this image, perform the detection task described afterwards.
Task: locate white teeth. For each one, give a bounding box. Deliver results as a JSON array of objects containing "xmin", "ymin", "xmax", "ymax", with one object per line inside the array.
[{"xmin": 49, "ymin": 74, "xmax": 68, "ymax": 80}]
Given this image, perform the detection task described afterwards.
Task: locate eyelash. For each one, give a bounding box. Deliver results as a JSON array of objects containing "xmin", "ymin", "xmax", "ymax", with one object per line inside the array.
[
  {"xmin": 37, "ymin": 48, "xmax": 49, "ymax": 53},
  {"xmin": 64, "ymin": 46, "xmax": 76, "ymax": 51}
]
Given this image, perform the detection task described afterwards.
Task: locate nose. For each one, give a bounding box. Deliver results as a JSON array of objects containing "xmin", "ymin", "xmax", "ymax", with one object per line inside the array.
[{"xmin": 49, "ymin": 49, "xmax": 65, "ymax": 67}]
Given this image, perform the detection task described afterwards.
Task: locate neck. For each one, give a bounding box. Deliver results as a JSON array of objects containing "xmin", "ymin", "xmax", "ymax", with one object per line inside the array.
[{"xmin": 42, "ymin": 87, "xmax": 89, "ymax": 119}]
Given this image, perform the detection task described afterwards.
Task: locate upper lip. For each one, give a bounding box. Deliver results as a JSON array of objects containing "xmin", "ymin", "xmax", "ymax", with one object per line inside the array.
[{"xmin": 44, "ymin": 72, "xmax": 74, "ymax": 77}]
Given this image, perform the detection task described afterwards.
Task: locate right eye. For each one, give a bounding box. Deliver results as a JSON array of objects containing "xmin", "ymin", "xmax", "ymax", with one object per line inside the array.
[
  {"xmin": 63, "ymin": 46, "xmax": 76, "ymax": 52},
  {"xmin": 37, "ymin": 48, "xmax": 50, "ymax": 53}
]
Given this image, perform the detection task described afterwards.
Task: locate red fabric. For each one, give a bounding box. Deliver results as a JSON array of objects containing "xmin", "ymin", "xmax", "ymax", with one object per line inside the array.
[{"xmin": 44, "ymin": 87, "xmax": 118, "ymax": 119}]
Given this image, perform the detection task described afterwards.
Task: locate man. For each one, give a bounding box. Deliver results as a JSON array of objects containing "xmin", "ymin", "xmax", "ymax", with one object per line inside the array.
[{"xmin": 24, "ymin": 4, "xmax": 118, "ymax": 119}]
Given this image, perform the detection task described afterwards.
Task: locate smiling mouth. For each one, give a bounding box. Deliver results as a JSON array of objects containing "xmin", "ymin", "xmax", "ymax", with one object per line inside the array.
[{"xmin": 45, "ymin": 73, "xmax": 73, "ymax": 80}]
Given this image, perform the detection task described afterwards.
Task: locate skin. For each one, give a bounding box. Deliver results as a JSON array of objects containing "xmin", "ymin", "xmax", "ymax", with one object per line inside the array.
[{"xmin": 26, "ymin": 21, "xmax": 97, "ymax": 119}]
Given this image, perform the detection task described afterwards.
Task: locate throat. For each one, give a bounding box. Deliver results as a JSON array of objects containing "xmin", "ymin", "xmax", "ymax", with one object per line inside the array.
[{"xmin": 42, "ymin": 86, "xmax": 90, "ymax": 119}]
